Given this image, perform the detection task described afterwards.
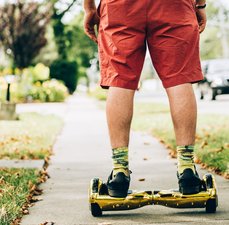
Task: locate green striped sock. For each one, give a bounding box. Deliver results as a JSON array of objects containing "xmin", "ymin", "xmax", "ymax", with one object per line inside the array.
[
  {"xmin": 112, "ymin": 147, "xmax": 129, "ymax": 177},
  {"xmin": 177, "ymin": 145, "xmax": 195, "ymax": 174}
]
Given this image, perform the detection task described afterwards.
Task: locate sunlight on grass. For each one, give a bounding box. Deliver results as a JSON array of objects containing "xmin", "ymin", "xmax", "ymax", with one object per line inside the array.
[
  {"xmin": 132, "ymin": 102, "xmax": 229, "ymax": 176},
  {"xmin": 0, "ymin": 112, "xmax": 63, "ymax": 159}
]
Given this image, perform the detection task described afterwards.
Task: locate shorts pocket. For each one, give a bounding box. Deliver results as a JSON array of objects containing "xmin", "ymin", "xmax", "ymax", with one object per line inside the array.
[
  {"xmin": 98, "ymin": 38, "xmax": 109, "ymax": 67},
  {"xmin": 99, "ymin": 50, "xmax": 109, "ymax": 66}
]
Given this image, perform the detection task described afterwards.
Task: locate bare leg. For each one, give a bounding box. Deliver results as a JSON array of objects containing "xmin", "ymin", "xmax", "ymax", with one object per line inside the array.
[
  {"xmin": 166, "ymin": 83, "xmax": 201, "ymax": 194},
  {"xmin": 106, "ymin": 87, "xmax": 135, "ymax": 148},
  {"xmin": 166, "ymin": 83, "xmax": 197, "ymax": 146},
  {"xmin": 106, "ymin": 87, "xmax": 134, "ymax": 196}
]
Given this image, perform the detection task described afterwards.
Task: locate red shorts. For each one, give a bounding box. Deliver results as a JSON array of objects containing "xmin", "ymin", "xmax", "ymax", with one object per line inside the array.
[{"xmin": 97, "ymin": 0, "xmax": 204, "ymax": 90}]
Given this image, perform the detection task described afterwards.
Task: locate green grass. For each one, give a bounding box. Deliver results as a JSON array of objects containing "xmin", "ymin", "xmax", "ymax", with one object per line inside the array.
[
  {"xmin": 0, "ymin": 112, "xmax": 63, "ymax": 159},
  {"xmin": 0, "ymin": 112, "xmax": 63, "ymax": 224},
  {"xmin": 132, "ymin": 102, "xmax": 229, "ymax": 176},
  {"xmin": 0, "ymin": 168, "xmax": 40, "ymax": 225}
]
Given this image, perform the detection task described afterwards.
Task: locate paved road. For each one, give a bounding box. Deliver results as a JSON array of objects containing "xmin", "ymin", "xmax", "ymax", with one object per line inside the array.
[{"xmin": 21, "ymin": 94, "xmax": 229, "ymax": 225}]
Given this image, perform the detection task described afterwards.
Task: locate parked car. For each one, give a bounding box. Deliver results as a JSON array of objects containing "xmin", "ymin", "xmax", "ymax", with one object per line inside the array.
[{"xmin": 198, "ymin": 59, "xmax": 229, "ymax": 100}]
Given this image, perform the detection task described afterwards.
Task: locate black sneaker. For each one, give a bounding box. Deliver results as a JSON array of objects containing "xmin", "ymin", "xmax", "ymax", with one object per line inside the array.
[
  {"xmin": 178, "ymin": 168, "xmax": 202, "ymax": 195},
  {"xmin": 107, "ymin": 171, "xmax": 130, "ymax": 198}
]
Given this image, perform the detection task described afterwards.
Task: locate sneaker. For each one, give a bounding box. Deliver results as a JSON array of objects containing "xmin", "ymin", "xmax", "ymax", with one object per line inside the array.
[
  {"xmin": 178, "ymin": 168, "xmax": 202, "ymax": 195},
  {"xmin": 107, "ymin": 171, "xmax": 130, "ymax": 198}
]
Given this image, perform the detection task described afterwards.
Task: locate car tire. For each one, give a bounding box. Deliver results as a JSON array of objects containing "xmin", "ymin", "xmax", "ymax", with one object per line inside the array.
[
  {"xmin": 212, "ymin": 89, "xmax": 217, "ymax": 101},
  {"xmin": 200, "ymin": 91, "xmax": 204, "ymax": 100}
]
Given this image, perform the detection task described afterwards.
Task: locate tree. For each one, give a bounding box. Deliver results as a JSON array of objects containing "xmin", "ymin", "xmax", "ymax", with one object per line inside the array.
[
  {"xmin": 51, "ymin": 0, "xmax": 79, "ymax": 60},
  {"xmin": 0, "ymin": 1, "xmax": 52, "ymax": 70},
  {"xmin": 67, "ymin": 12, "xmax": 98, "ymax": 65},
  {"xmin": 200, "ymin": 0, "xmax": 229, "ymax": 59},
  {"xmin": 66, "ymin": 12, "xmax": 98, "ymax": 88},
  {"xmin": 49, "ymin": 1, "xmax": 97, "ymax": 70},
  {"xmin": 48, "ymin": 0, "xmax": 80, "ymax": 93}
]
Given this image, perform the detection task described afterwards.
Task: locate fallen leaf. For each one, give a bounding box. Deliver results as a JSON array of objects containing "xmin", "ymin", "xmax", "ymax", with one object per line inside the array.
[
  {"xmin": 223, "ymin": 173, "xmax": 229, "ymax": 179},
  {"xmin": 213, "ymin": 147, "xmax": 224, "ymax": 153},
  {"xmin": 194, "ymin": 158, "xmax": 201, "ymax": 164},
  {"xmin": 138, "ymin": 178, "xmax": 145, "ymax": 182},
  {"xmin": 30, "ymin": 196, "xmax": 43, "ymax": 203},
  {"xmin": 40, "ymin": 222, "xmax": 55, "ymax": 225},
  {"xmin": 144, "ymin": 142, "xmax": 150, "ymax": 145},
  {"xmin": 169, "ymin": 150, "xmax": 177, "ymax": 158},
  {"xmin": 160, "ymin": 139, "xmax": 165, "ymax": 144},
  {"xmin": 200, "ymin": 140, "xmax": 208, "ymax": 149},
  {"xmin": 22, "ymin": 209, "xmax": 29, "ymax": 215}
]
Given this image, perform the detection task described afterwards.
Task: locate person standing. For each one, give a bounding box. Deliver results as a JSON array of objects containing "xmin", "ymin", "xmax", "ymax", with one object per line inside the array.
[{"xmin": 84, "ymin": 0, "xmax": 207, "ymax": 197}]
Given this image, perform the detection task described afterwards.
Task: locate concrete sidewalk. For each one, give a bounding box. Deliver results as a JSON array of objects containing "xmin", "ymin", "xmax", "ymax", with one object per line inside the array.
[{"xmin": 21, "ymin": 94, "xmax": 229, "ymax": 225}]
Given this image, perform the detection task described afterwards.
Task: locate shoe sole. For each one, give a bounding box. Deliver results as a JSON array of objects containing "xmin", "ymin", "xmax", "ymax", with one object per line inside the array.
[
  {"xmin": 108, "ymin": 189, "xmax": 128, "ymax": 198},
  {"xmin": 180, "ymin": 185, "xmax": 201, "ymax": 195}
]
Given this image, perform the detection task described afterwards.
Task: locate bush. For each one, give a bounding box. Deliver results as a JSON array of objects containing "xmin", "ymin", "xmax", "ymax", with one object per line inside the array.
[
  {"xmin": 0, "ymin": 77, "xmax": 68, "ymax": 103},
  {"xmin": 23, "ymin": 63, "xmax": 50, "ymax": 82},
  {"xmin": 0, "ymin": 63, "xmax": 69, "ymax": 103},
  {"xmin": 50, "ymin": 60, "xmax": 78, "ymax": 94},
  {"xmin": 28, "ymin": 79, "xmax": 68, "ymax": 102}
]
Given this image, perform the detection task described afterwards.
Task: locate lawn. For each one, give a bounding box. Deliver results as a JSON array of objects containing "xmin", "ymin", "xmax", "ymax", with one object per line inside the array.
[
  {"xmin": 0, "ymin": 112, "xmax": 63, "ymax": 224},
  {"xmin": 132, "ymin": 102, "xmax": 229, "ymax": 178},
  {"xmin": 0, "ymin": 112, "xmax": 63, "ymax": 159},
  {"xmin": 0, "ymin": 168, "xmax": 42, "ymax": 225},
  {"xmin": 90, "ymin": 89, "xmax": 229, "ymax": 177}
]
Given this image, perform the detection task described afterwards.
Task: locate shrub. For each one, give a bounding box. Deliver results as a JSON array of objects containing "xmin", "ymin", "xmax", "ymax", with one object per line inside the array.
[
  {"xmin": 0, "ymin": 77, "xmax": 68, "ymax": 103},
  {"xmin": 28, "ymin": 79, "xmax": 68, "ymax": 102},
  {"xmin": 50, "ymin": 60, "xmax": 78, "ymax": 94},
  {"xmin": 23, "ymin": 63, "xmax": 50, "ymax": 83},
  {"xmin": 0, "ymin": 63, "xmax": 69, "ymax": 103}
]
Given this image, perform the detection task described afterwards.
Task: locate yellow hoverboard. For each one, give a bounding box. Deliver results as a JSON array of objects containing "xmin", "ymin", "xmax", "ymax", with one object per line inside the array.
[{"xmin": 89, "ymin": 173, "xmax": 218, "ymax": 217}]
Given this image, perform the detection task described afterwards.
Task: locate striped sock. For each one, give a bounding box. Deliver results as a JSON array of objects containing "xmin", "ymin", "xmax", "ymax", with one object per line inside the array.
[
  {"xmin": 177, "ymin": 145, "xmax": 195, "ymax": 174},
  {"xmin": 112, "ymin": 147, "xmax": 129, "ymax": 177}
]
